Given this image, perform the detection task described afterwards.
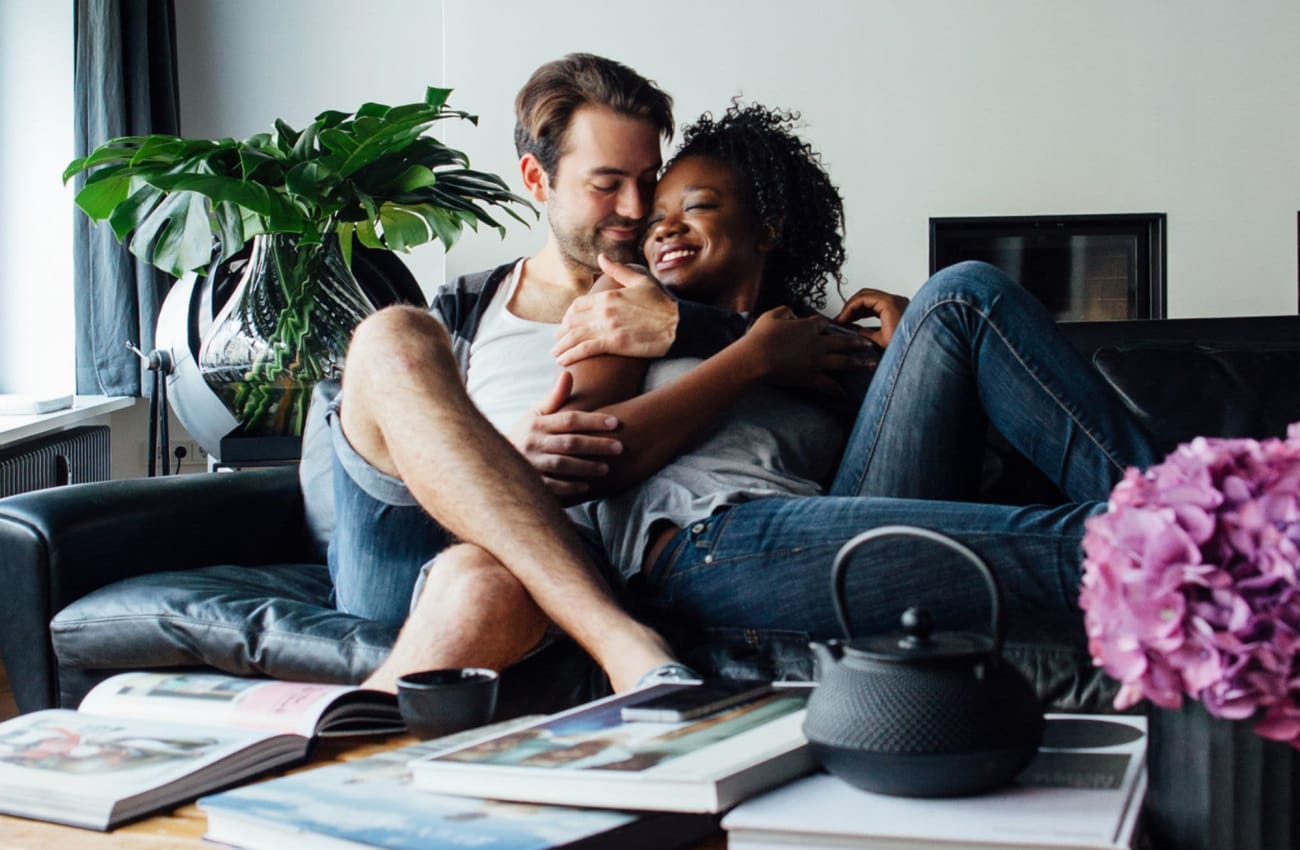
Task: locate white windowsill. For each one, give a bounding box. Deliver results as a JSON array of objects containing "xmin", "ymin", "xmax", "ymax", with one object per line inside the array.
[{"xmin": 0, "ymin": 395, "xmax": 135, "ymax": 449}]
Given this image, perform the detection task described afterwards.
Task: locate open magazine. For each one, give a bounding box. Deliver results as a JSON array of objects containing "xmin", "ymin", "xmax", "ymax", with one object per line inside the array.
[{"xmin": 0, "ymin": 671, "xmax": 401, "ymax": 830}]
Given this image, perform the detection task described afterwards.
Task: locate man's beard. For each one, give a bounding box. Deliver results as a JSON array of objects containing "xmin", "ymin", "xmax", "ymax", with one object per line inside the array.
[{"xmin": 551, "ymin": 212, "xmax": 642, "ymax": 272}]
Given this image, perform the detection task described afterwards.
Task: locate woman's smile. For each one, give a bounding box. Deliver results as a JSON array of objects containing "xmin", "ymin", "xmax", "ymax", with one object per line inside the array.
[
  {"xmin": 653, "ymin": 244, "xmax": 700, "ymax": 273},
  {"xmin": 643, "ymin": 154, "xmax": 768, "ymax": 310}
]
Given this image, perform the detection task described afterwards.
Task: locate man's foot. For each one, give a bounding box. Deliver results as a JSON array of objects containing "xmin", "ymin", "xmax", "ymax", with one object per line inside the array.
[
  {"xmin": 634, "ymin": 663, "xmax": 702, "ymax": 689},
  {"xmin": 599, "ymin": 621, "xmax": 685, "ymax": 693}
]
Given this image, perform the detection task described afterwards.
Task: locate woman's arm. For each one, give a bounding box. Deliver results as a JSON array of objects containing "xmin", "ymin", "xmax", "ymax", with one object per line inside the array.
[
  {"xmin": 560, "ymin": 299, "xmax": 872, "ymax": 501},
  {"xmin": 512, "ymin": 260, "xmax": 747, "ymax": 502},
  {"xmin": 558, "ymin": 274, "xmax": 658, "ymax": 413}
]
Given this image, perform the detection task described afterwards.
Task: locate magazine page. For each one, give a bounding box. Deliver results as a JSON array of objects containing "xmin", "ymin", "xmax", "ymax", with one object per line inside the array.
[
  {"xmin": 0, "ymin": 709, "xmax": 294, "ymax": 830},
  {"xmin": 78, "ymin": 672, "xmax": 373, "ymax": 738}
]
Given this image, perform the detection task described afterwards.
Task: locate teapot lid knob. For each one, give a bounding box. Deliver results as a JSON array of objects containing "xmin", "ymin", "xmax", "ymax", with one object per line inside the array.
[{"xmin": 899, "ymin": 606, "xmax": 934, "ymax": 648}]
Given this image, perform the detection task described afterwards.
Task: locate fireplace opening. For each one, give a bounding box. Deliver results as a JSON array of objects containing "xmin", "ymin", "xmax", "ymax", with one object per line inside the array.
[{"xmin": 929, "ymin": 214, "xmax": 1166, "ymax": 321}]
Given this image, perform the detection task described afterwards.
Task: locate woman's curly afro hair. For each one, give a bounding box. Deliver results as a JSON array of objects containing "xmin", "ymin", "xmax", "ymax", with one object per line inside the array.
[{"xmin": 666, "ymin": 101, "xmax": 845, "ymax": 313}]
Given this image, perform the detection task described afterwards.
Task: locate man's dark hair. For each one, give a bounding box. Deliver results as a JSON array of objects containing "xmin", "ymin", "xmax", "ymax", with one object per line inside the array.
[
  {"xmin": 514, "ymin": 53, "xmax": 674, "ymax": 179},
  {"xmin": 666, "ymin": 102, "xmax": 846, "ymax": 314}
]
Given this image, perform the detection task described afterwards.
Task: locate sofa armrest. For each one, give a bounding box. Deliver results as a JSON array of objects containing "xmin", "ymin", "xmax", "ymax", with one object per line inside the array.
[{"xmin": 0, "ymin": 466, "xmax": 309, "ymax": 712}]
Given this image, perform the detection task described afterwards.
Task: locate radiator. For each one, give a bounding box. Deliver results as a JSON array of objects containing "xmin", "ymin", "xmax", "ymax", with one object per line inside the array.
[{"xmin": 0, "ymin": 426, "xmax": 111, "ymax": 497}]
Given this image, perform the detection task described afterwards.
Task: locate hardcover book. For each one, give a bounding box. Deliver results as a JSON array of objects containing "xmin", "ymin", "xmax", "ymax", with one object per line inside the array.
[
  {"xmin": 0, "ymin": 393, "xmax": 74, "ymax": 415},
  {"xmin": 408, "ymin": 682, "xmax": 814, "ymax": 813},
  {"xmin": 201, "ymin": 718, "xmax": 719, "ymax": 850},
  {"xmin": 0, "ymin": 671, "xmax": 401, "ymax": 830},
  {"xmin": 721, "ymin": 713, "xmax": 1148, "ymax": 850}
]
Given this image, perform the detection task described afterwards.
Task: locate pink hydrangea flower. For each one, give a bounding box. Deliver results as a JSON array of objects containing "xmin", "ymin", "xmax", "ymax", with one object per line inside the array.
[{"xmin": 1080, "ymin": 423, "xmax": 1300, "ymax": 748}]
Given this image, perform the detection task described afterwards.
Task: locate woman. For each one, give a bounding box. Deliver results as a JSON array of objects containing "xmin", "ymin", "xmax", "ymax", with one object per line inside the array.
[{"xmin": 562, "ymin": 102, "xmax": 1156, "ymax": 642}]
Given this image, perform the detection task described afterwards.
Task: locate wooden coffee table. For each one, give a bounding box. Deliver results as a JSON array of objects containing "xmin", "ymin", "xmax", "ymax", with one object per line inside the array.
[{"xmin": 0, "ymin": 734, "xmax": 725, "ymax": 849}]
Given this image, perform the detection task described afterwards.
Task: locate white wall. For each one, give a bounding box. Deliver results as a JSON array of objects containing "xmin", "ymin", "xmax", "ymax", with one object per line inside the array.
[
  {"xmin": 5, "ymin": 1, "xmax": 1297, "ymax": 475},
  {"xmin": 95, "ymin": 0, "xmax": 451, "ymax": 478},
  {"xmin": 175, "ymin": 0, "xmax": 448, "ymax": 293},
  {"xmin": 442, "ymin": 0, "xmax": 1300, "ymax": 317},
  {"xmin": 0, "ymin": 4, "xmax": 76, "ymax": 393},
  {"xmin": 178, "ymin": 0, "xmax": 1300, "ymax": 317}
]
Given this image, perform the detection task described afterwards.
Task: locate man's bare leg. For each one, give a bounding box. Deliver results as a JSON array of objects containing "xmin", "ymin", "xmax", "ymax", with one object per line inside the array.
[
  {"xmin": 341, "ymin": 306, "xmax": 674, "ymax": 691},
  {"xmin": 363, "ymin": 544, "xmax": 550, "ymax": 693}
]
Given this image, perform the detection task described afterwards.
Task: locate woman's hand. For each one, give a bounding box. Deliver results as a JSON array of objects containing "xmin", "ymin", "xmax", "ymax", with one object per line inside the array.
[
  {"xmin": 552, "ymin": 255, "xmax": 679, "ymax": 366},
  {"xmin": 834, "ymin": 288, "xmax": 910, "ymax": 347},
  {"xmin": 743, "ymin": 307, "xmax": 877, "ymax": 397},
  {"xmin": 508, "ymin": 371, "xmax": 624, "ymax": 500}
]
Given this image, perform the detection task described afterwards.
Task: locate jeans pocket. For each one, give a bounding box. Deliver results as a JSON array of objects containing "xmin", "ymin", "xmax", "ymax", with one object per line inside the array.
[
  {"xmin": 684, "ymin": 508, "xmax": 737, "ymax": 556},
  {"xmin": 641, "ymin": 509, "xmax": 732, "ymax": 593}
]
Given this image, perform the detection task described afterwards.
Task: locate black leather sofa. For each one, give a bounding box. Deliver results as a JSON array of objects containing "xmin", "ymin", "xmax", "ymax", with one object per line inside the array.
[{"xmin": 2, "ymin": 314, "xmax": 1299, "ymax": 718}]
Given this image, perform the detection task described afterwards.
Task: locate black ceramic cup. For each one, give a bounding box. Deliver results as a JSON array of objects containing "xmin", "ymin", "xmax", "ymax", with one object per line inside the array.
[{"xmin": 396, "ymin": 668, "xmax": 499, "ymax": 739}]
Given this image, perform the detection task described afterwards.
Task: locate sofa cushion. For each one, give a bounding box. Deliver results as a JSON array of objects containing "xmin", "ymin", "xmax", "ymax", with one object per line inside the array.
[
  {"xmin": 979, "ymin": 343, "xmax": 1300, "ymax": 507},
  {"xmin": 50, "ymin": 563, "xmax": 614, "ymax": 717},
  {"xmin": 50, "ymin": 564, "xmax": 396, "ymax": 685},
  {"xmin": 1094, "ymin": 345, "xmax": 1300, "ymax": 452}
]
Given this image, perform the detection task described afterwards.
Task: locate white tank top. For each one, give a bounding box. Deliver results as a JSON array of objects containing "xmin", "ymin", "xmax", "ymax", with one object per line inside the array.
[{"xmin": 465, "ymin": 261, "xmax": 564, "ymax": 435}]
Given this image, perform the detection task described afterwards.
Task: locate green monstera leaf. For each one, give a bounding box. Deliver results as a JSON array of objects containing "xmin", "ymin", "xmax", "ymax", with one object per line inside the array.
[{"xmin": 65, "ymin": 86, "xmax": 536, "ymax": 278}]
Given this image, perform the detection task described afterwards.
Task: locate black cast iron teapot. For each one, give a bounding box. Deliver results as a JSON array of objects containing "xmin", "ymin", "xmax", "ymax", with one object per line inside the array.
[{"xmin": 802, "ymin": 525, "xmax": 1045, "ymax": 798}]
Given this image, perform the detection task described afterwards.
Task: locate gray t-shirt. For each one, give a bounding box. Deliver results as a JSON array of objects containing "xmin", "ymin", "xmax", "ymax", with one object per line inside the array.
[{"xmin": 570, "ymin": 357, "xmax": 844, "ymax": 579}]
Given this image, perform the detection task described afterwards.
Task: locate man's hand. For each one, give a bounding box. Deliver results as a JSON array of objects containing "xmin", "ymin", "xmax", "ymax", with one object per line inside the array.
[
  {"xmin": 743, "ymin": 307, "xmax": 877, "ymax": 398},
  {"xmin": 834, "ymin": 288, "xmax": 910, "ymax": 347},
  {"xmin": 552, "ymin": 255, "xmax": 679, "ymax": 366},
  {"xmin": 508, "ymin": 371, "xmax": 624, "ymax": 499}
]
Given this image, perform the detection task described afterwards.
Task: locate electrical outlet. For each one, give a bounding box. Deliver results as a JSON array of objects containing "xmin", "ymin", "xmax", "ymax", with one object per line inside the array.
[{"xmin": 148, "ymin": 439, "xmax": 207, "ymax": 472}]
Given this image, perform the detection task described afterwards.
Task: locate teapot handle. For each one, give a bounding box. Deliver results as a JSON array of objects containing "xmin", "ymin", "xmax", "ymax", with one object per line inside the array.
[{"xmin": 830, "ymin": 525, "xmax": 1006, "ymax": 657}]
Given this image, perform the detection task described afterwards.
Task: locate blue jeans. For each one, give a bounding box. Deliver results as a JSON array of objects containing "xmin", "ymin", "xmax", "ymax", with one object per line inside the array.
[
  {"xmin": 639, "ymin": 262, "xmax": 1156, "ymax": 640},
  {"xmin": 637, "ymin": 497, "xmax": 1104, "ymax": 640},
  {"xmin": 832, "ymin": 261, "xmax": 1155, "ymax": 502}
]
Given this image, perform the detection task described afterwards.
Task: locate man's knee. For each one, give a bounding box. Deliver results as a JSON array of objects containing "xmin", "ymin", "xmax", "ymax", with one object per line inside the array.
[
  {"xmin": 347, "ymin": 305, "xmax": 455, "ymax": 380},
  {"xmin": 421, "ymin": 544, "xmax": 531, "ymax": 609}
]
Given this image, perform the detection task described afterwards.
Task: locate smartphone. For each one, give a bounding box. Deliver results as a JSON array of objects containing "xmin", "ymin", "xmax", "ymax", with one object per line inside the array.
[
  {"xmin": 620, "ymin": 678, "xmax": 774, "ymax": 723},
  {"xmin": 824, "ymin": 321, "xmax": 884, "ymax": 354}
]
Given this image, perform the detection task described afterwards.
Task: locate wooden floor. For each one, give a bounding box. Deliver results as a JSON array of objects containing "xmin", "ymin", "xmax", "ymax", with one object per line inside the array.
[{"xmin": 0, "ymin": 661, "xmax": 17, "ymax": 720}]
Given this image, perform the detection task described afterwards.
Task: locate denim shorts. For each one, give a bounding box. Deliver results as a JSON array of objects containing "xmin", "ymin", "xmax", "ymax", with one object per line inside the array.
[
  {"xmin": 325, "ymin": 398, "xmax": 620, "ymax": 628},
  {"xmin": 326, "ymin": 401, "xmax": 453, "ymax": 626}
]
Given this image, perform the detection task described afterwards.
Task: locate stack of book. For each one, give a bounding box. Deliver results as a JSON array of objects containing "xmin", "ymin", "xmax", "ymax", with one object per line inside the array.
[
  {"xmin": 202, "ymin": 682, "xmax": 815, "ymax": 849},
  {"xmin": 722, "ymin": 713, "xmax": 1148, "ymax": 850},
  {"xmin": 201, "ymin": 723, "xmax": 720, "ymax": 850},
  {"xmin": 405, "ymin": 681, "xmax": 813, "ymax": 812},
  {"xmin": 0, "ymin": 393, "xmax": 73, "ymax": 415},
  {"xmin": 0, "ymin": 673, "xmax": 1149, "ymax": 850}
]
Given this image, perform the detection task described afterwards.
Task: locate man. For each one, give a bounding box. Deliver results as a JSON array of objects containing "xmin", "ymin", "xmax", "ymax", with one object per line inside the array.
[{"xmin": 330, "ymin": 54, "xmax": 735, "ymax": 693}]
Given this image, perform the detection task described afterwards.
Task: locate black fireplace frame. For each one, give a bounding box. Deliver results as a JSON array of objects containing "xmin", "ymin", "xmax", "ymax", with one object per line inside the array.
[{"xmin": 929, "ymin": 213, "xmax": 1167, "ymax": 320}]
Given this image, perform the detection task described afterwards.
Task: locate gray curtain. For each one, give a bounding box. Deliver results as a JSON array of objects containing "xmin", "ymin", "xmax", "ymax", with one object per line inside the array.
[{"xmin": 72, "ymin": 0, "xmax": 179, "ymax": 397}]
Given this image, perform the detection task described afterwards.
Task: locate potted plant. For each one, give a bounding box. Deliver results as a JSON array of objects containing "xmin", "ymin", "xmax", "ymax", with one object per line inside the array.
[
  {"xmin": 1079, "ymin": 425, "xmax": 1300, "ymax": 850},
  {"xmin": 64, "ymin": 87, "xmax": 535, "ymax": 437}
]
